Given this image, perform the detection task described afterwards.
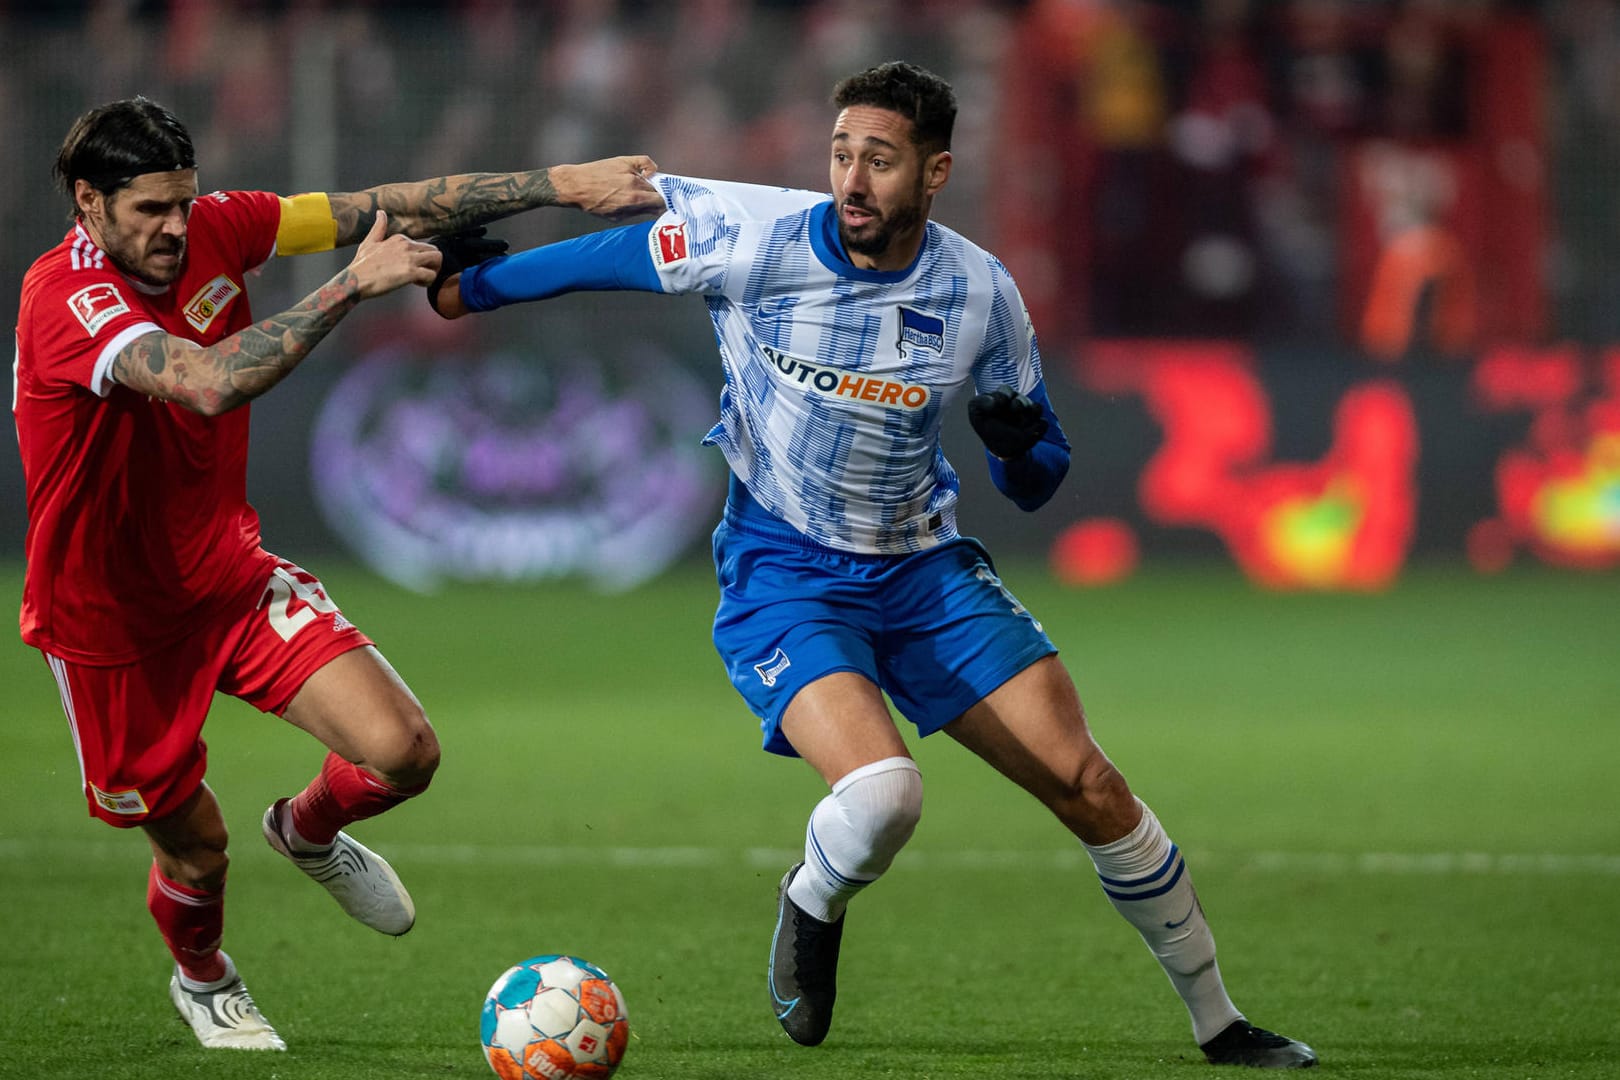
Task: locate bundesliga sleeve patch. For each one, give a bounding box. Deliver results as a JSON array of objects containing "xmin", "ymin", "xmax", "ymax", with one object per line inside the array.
[
  {"xmin": 67, "ymin": 282, "xmax": 131, "ymax": 336},
  {"xmin": 650, "ymin": 221, "xmax": 691, "ymax": 269}
]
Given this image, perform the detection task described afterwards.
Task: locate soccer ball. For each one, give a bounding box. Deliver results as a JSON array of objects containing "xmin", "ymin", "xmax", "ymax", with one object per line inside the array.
[{"xmin": 481, "ymin": 955, "xmax": 630, "ymax": 1080}]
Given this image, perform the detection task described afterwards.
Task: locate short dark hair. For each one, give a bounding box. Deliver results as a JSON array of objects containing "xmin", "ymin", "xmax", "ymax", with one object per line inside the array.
[
  {"xmin": 54, "ymin": 96, "xmax": 196, "ymax": 208},
  {"xmin": 832, "ymin": 61, "xmax": 956, "ymax": 155}
]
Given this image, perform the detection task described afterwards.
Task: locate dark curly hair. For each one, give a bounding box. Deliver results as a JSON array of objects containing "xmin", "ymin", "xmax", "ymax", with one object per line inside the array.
[{"xmin": 831, "ymin": 61, "xmax": 956, "ymax": 156}]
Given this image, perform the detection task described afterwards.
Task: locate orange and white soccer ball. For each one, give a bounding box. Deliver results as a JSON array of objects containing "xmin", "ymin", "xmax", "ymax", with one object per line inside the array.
[{"xmin": 481, "ymin": 955, "xmax": 630, "ymax": 1079}]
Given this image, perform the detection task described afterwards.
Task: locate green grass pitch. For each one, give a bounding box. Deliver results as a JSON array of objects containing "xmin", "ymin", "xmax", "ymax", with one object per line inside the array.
[{"xmin": 1, "ymin": 559, "xmax": 1616, "ymax": 1079}]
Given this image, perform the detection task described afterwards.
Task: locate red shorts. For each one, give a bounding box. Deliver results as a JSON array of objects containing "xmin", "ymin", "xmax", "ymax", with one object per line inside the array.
[{"xmin": 42, "ymin": 556, "xmax": 373, "ymax": 827}]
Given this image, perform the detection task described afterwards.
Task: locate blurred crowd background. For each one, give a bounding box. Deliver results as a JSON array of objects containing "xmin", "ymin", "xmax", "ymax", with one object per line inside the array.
[{"xmin": 3, "ymin": 0, "xmax": 1618, "ymax": 589}]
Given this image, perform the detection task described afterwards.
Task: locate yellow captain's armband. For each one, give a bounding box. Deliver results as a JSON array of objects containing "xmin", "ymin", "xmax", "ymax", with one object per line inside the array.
[{"xmin": 276, "ymin": 193, "xmax": 338, "ymax": 255}]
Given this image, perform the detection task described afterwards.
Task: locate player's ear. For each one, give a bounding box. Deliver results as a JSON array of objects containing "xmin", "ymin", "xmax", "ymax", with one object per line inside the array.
[
  {"xmin": 73, "ymin": 178, "xmax": 103, "ymax": 222},
  {"xmin": 923, "ymin": 150, "xmax": 951, "ymax": 198}
]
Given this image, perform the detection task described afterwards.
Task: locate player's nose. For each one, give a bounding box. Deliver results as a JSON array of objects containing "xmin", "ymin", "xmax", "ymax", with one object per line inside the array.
[{"xmin": 840, "ymin": 162, "xmax": 869, "ymax": 195}]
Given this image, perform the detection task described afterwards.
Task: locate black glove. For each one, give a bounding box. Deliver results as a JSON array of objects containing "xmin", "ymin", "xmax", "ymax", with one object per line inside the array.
[
  {"xmin": 968, "ymin": 386, "xmax": 1048, "ymax": 459},
  {"xmin": 427, "ymin": 227, "xmax": 509, "ymax": 314}
]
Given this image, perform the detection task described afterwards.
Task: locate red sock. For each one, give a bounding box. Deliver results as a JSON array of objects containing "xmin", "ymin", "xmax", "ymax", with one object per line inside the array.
[
  {"xmin": 288, "ymin": 751, "xmax": 423, "ymax": 846},
  {"xmin": 147, "ymin": 861, "xmax": 226, "ymax": 984}
]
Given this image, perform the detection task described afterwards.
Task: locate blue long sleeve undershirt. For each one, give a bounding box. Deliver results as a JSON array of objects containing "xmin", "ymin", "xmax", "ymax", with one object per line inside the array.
[
  {"xmin": 457, "ymin": 219, "xmax": 1070, "ymax": 512},
  {"xmin": 459, "ymin": 222, "xmax": 660, "ymax": 309}
]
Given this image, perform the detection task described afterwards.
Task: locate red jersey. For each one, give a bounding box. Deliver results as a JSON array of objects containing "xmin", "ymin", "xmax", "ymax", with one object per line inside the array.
[{"xmin": 13, "ymin": 190, "xmax": 287, "ymax": 664}]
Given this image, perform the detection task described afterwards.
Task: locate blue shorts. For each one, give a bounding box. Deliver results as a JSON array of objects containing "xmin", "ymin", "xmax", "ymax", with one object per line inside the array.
[{"xmin": 710, "ymin": 512, "xmax": 1057, "ymax": 757}]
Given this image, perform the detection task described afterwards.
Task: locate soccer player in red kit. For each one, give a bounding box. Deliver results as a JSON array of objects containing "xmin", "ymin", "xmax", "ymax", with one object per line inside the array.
[{"xmin": 12, "ymin": 97, "xmax": 661, "ymax": 1051}]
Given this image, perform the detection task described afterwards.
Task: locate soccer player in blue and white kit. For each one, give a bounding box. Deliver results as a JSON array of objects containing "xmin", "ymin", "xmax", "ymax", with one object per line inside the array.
[{"xmin": 430, "ymin": 62, "xmax": 1316, "ymax": 1069}]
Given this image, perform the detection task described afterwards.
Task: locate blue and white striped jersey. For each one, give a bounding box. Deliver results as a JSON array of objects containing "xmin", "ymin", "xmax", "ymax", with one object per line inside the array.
[{"xmin": 644, "ymin": 174, "xmax": 1048, "ymax": 555}]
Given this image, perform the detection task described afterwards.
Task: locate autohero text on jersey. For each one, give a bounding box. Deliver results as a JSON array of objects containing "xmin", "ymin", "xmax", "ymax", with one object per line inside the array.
[{"xmin": 761, "ymin": 344, "xmax": 930, "ymax": 411}]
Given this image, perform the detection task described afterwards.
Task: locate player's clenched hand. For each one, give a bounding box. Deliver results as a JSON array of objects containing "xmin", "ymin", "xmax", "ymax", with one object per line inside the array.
[
  {"xmin": 427, "ymin": 228, "xmax": 508, "ymax": 318},
  {"xmin": 549, "ymin": 155, "xmax": 663, "ymax": 220},
  {"xmin": 347, "ymin": 211, "xmax": 442, "ymax": 299},
  {"xmin": 968, "ymin": 386, "xmax": 1049, "ymax": 460}
]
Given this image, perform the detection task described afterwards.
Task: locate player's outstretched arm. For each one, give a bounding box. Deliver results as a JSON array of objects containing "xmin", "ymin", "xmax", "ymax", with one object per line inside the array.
[
  {"xmin": 325, "ymin": 156, "xmax": 662, "ymax": 245},
  {"xmin": 425, "ymin": 229, "xmax": 509, "ymax": 320},
  {"xmin": 112, "ymin": 213, "xmax": 438, "ymax": 416},
  {"xmin": 430, "ymin": 222, "xmax": 665, "ymax": 321}
]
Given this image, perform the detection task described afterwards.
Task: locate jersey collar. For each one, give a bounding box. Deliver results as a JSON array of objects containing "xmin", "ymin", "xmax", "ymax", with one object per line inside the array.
[{"xmin": 809, "ymin": 201, "xmax": 927, "ymax": 283}]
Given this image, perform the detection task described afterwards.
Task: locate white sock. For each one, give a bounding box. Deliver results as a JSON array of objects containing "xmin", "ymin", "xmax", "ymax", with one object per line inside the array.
[
  {"xmin": 1083, "ymin": 799, "xmax": 1243, "ymax": 1044},
  {"xmin": 177, "ymin": 951, "xmax": 238, "ymax": 992},
  {"xmin": 788, "ymin": 757, "xmax": 923, "ymax": 923},
  {"xmin": 275, "ymin": 802, "xmax": 329, "ymax": 854}
]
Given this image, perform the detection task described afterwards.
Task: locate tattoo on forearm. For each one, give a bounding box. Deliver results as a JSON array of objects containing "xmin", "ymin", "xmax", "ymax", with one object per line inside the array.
[
  {"xmin": 329, "ymin": 170, "xmax": 557, "ymax": 244},
  {"xmin": 114, "ymin": 271, "xmax": 360, "ymax": 414},
  {"xmin": 214, "ymin": 272, "xmax": 360, "ymax": 402}
]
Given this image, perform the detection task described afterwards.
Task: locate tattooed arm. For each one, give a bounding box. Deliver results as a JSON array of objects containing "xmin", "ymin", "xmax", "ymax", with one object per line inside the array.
[
  {"xmin": 111, "ymin": 214, "xmax": 439, "ymax": 416},
  {"xmin": 325, "ymin": 156, "xmax": 663, "ymax": 245}
]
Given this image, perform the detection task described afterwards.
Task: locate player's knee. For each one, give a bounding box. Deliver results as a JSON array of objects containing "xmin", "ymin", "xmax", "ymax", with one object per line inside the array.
[
  {"xmin": 1050, "ymin": 753, "xmax": 1134, "ymax": 837},
  {"xmin": 372, "ymin": 709, "xmax": 441, "ymax": 792},
  {"xmin": 164, "ymin": 839, "xmax": 230, "ymax": 893},
  {"xmin": 189, "ymin": 849, "xmax": 229, "ymax": 893},
  {"xmin": 837, "ymin": 757, "xmax": 923, "ymax": 872},
  {"xmin": 1085, "ymin": 755, "xmax": 1133, "ymax": 809},
  {"xmin": 865, "ymin": 778, "xmax": 923, "ymax": 857},
  {"xmin": 878, "ymin": 763, "xmax": 924, "ymax": 845}
]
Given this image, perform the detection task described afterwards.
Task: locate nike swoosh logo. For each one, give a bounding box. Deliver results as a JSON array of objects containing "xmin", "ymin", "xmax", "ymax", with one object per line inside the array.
[
  {"xmin": 769, "ymin": 915, "xmax": 799, "ymax": 1014},
  {"xmin": 1165, "ymin": 903, "xmax": 1196, "ymax": 929}
]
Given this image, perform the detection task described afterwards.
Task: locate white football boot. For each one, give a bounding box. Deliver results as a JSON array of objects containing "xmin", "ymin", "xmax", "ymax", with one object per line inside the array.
[
  {"xmin": 168, "ymin": 953, "xmax": 287, "ymax": 1051},
  {"xmin": 262, "ymin": 798, "xmax": 416, "ymax": 936}
]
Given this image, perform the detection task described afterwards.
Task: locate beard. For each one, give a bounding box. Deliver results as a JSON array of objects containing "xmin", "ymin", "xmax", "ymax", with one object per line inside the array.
[
  {"xmin": 100, "ymin": 205, "xmax": 185, "ymax": 286},
  {"xmin": 837, "ymin": 196, "xmax": 924, "ymax": 260}
]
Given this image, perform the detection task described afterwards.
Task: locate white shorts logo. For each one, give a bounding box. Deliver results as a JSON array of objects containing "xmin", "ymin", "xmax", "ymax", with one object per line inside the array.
[
  {"xmin": 754, "ymin": 647, "xmax": 792, "ymax": 687},
  {"xmin": 975, "ymin": 563, "xmax": 1043, "ymax": 631},
  {"xmin": 67, "ymin": 283, "xmax": 131, "ymax": 336}
]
